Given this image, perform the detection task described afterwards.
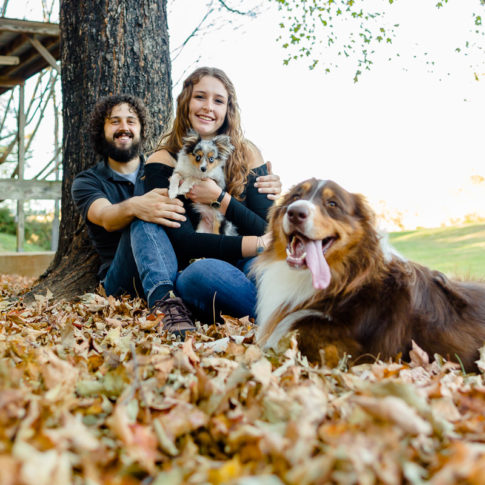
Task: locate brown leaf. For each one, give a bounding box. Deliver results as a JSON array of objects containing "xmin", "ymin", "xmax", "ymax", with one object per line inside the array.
[
  {"xmin": 2, "ymin": 273, "xmax": 484, "ymax": 483},
  {"xmin": 157, "ymin": 402, "xmax": 208, "ymax": 440},
  {"xmin": 353, "ymin": 395, "xmax": 432, "ymax": 435},
  {"xmin": 409, "ymin": 340, "xmax": 430, "ymax": 368},
  {"xmin": 183, "ymin": 337, "xmax": 200, "ymax": 364}
]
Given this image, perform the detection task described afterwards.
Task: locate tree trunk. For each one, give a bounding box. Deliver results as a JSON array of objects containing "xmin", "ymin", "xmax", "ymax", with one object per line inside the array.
[{"xmin": 27, "ymin": 0, "xmax": 172, "ymax": 301}]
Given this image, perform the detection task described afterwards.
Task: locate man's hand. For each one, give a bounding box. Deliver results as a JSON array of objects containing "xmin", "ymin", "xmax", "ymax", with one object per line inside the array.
[
  {"xmin": 131, "ymin": 188, "xmax": 186, "ymax": 228},
  {"xmin": 87, "ymin": 188, "xmax": 186, "ymax": 232},
  {"xmin": 254, "ymin": 161, "xmax": 282, "ymax": 200}
]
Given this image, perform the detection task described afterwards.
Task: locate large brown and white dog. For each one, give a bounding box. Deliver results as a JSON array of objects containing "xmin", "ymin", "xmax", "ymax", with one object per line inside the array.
[{"xmin": 254, "ymin": 178, "xmax": 485, "ymax": 371}]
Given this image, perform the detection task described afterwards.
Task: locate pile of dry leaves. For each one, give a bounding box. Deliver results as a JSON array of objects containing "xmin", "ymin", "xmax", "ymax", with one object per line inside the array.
[{"xmin": 1, "ymin": 273, "xmax": 485, "ymax": 485}]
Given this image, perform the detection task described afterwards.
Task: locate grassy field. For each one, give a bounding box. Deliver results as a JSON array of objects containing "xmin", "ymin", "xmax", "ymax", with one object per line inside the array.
[
  {"xmin": 389, "ymin": 222, "xmax": 485, "ymax": 280},
  {"xmin": 0, "ymin": 223, "xmax": 484, "ymax": 279},
  {"xmin": 0, "ymin": 232, "xmax": 47, "ymax": 252}
]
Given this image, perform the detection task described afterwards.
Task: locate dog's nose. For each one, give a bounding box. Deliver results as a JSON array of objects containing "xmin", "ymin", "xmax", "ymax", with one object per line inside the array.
[
  {"xmin": 287, "ymin": 201, "xmax": 309, "ymax": 225},
  {"xmin": 201, "ymin": 166, "xmax": 207, "ymax": 172}
]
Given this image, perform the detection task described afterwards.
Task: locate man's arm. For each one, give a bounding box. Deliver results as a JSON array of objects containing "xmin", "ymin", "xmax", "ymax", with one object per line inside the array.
[{"xmin": 87, "ymin": 188, "xmax": 186, "ymax": 232}]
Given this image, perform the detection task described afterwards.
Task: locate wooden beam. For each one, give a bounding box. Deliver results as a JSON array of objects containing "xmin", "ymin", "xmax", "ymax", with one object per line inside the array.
[
  {"xmin": 0, "ymin": 18, "xmax": 59, "ymax": 36},
  {"xmin": 27, "ymin": 36, "xmax": 60, "ymax": 72},
  {"xmin": 0, "ymin": 179, "xmax": 62, "ymax": 199},
  {"xmin": 0, "ymin": 76, "xmax": 23, "ymax": 86},
  {"xmin": 2, "ymin": 31, "xmax": 31, "ymax": 57},
  {"xmin": 0, "ymin": 55, "xmax": 19, "ymax": 65}
]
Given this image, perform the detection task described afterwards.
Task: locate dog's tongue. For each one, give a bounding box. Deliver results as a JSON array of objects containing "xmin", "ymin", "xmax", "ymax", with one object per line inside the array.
[{"xmin": 305, "ymin": 239, "xmax": 331, "ymax": 289}]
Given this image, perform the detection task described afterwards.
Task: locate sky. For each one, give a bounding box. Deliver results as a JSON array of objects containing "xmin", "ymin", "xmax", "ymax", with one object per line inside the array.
[
  {"xmin": 167, "ymin": 0, "xmax": 485, "ymax": 230},
  {"xmin": 4, "ymin": 0, "xmax": 485, "ymax": 229}
]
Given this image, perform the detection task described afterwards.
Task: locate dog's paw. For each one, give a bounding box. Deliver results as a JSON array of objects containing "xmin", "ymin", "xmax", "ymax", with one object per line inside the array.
[
  {"xmin": 168, "ymin": 187, "xmax": 178, "ymax": 199},
  {"xmin": 168, "ymin": 178, "xmax": 180, "ymax": 199}
]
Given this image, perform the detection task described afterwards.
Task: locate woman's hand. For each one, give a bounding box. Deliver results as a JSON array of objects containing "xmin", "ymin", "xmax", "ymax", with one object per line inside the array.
[
  {"xmin": 242, "ymin": 231, "xmax": 273, "ymax": 258},
  {"xmin": 186, "ymin": 178, "xmax": 222, "ymax": 204},
  {"xmin": 254, "ymin": 161, "xmax": 282, "ymax": 200},
  {"xmin": 261, "ymin": 231, "xmax": 272, "ymax": 249}
]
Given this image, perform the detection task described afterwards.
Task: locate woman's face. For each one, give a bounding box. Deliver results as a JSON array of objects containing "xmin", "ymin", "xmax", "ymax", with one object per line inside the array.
[{"xmin": 188, "ymin": 76, "xmax": 228, "ymax": 139}]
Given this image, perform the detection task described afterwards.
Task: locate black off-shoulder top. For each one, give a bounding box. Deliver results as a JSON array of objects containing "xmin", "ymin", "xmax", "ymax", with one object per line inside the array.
[{"xmin": 144, "ymin": 162, "xmax": 273, "ymax": 269}]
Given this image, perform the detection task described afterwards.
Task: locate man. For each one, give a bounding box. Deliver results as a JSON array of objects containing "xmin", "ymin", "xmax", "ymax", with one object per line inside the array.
[{"xmin": 71, "ymin": 94, "xmax": 195, "ymax": 335}]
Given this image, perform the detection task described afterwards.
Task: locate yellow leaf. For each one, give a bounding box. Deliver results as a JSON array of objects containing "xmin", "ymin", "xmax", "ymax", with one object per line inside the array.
[{"xmin": 208, "ymin": 456, "xmax": 243, "ymax": 484}]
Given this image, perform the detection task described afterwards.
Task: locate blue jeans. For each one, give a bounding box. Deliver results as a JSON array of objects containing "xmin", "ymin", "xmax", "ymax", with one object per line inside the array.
[
  {"xmin": 102, "ymin": 219, "xmax": 178, "ymax": 308},
  {"xmin": 175, "ymin": 257, "xmax": 257, "ymax": 322}
]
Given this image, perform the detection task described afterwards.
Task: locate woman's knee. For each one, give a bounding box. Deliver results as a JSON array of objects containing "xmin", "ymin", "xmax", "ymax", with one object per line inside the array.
[{"xmin": 176, "ymin": 259, "xmax": 217, "ymax": 294}]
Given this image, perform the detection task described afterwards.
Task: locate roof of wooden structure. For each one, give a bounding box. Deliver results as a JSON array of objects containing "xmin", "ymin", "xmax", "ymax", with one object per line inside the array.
[{"xmin": 0, "ymin": 17, "xmax": 60, "ymax": 96}]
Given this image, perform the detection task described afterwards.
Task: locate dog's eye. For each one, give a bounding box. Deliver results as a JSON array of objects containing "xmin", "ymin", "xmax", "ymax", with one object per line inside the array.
[
  {"xmin": 195, "ymin": 155, "xmax": 201, "ymax": 162},
  {"xmin": 209, "ymin": 157, "xmax": 214, "ymax": 163},
  {"xmin": 327, "ymin": 200, "xmax": 338, "ymax": 208}
]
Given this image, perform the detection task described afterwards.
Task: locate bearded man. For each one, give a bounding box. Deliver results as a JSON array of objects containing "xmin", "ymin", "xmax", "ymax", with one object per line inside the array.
[{"xmin": 72, "ymin": 94, "xmax": 196, "ymax": 335}]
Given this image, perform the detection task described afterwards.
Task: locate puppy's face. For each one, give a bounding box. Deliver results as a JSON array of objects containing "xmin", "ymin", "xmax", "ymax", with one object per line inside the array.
[
  {"xmin": 182, "ymin": 132, "xmax": 234, "ymax": 175},
  {"xmin": 268, "ymin": 178, "xmax": 373, "ymax": 289}
]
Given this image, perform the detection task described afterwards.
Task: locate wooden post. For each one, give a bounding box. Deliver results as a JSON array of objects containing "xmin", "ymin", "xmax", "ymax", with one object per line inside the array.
[{"xmin": 16, "ymin": 83, "xmax": 26, "ymax": 252}]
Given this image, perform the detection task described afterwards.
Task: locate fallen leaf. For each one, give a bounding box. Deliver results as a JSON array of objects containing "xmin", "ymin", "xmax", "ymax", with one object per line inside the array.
[{"xmin": 353, "ymin": 395, "xmax": 432, "ymax": 435}]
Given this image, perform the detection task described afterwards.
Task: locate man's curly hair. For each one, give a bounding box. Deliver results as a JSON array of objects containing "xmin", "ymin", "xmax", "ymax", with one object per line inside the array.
[{"xmin": 89, "ymin": 94, "xmax": 150, "ymax": 156}]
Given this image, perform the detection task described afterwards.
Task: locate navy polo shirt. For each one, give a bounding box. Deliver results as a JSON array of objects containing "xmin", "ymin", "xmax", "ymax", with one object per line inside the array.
[{"xmin": 71, "ymin": 156, "xmax": 145, "ymax": 279}]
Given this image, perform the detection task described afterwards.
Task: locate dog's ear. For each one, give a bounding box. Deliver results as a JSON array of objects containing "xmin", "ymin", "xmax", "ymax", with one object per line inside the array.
[
  {"xmin": 353, "ymin": 193, "xmax": 375, "ymax": 225},
  {"xmin": 213, "ymin": 134, "xmax": 234, "ymax": 159},
  {"xmin": 182, "ymin": 129, "xmax": 201, "ymax": 149}
]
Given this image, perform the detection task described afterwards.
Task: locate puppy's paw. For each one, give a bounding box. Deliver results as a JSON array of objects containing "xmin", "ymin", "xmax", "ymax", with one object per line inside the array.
[
  {"xmin": 168, "ymin": 187, "xmax": 178, "ymax": 199},
  {"xmin": 168, "ymin": 179, "xmax": 179, "ymax": 200}
]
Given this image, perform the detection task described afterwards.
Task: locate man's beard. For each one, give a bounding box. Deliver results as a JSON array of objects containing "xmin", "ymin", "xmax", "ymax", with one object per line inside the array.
[{"xmin": 101, "ymin": 133, "xmax": 141, "ymax": 163}]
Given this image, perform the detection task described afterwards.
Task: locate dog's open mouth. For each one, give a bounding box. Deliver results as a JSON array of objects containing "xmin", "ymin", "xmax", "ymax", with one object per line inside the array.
[{"xmin": 286, "ymin": 233, "xmax": 335, "ymax": 289}]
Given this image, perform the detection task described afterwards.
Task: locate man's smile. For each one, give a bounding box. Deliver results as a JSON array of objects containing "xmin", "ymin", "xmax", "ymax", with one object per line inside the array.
[{"xmin": 114, "ymin": 130, "xmax": 134, "ymax": 141}]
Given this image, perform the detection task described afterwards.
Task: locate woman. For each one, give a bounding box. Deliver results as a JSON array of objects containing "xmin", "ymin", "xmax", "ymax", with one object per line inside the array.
[{"xmin": 144, "ymin": 66, "xmax": 281, "ymax": 322}]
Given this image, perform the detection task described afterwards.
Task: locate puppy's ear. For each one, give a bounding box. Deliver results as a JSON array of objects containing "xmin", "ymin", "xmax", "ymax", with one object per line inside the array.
[
  {"xmin": 353, "ymin": 193, "xmax": 375, "ymax": 225},
  {"xmin": 182, "ymin": 129, "xmax": 201, "ymax": 148},
  {"xmin": 213, "ymin": 134, "xmax": 234, "ymax": 159}
]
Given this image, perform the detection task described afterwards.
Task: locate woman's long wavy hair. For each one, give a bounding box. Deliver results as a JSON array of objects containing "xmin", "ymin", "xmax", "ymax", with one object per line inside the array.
[{"xmin": 156, "ymin": 67, "xmax": 251, "ymax": 199}]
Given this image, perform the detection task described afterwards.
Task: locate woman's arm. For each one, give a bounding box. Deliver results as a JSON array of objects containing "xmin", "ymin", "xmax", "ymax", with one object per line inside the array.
[
  {"xmin": 185, "ymin": 167, "xmax": 272, "ymax": 235},
  {"xmin": 224, "ymin": 142, "xmax": 276, "ymax": 233},
  {"xmin": 224, "ymin": 164, "xmax": 273, "ymax": 234},
  {"xmin": 247, "ymin": 143, "xmax": 282, "ymax": 200},
  {"xmin": 143, "ymin": 162, "xmax": 262, "ymax": 266},
  {"xmin": 254, "ymin": 161, "xmax": 282, "ymax": 200}
]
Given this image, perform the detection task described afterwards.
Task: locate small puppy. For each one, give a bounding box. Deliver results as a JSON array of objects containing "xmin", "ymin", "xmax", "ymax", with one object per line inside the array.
[
  {"xmin": 255, "ymin": 178, "xmax": 485, "ymax": 372},
  {"xmin": 169, "ymin": 131, "xmax": 236, "ymax": 235}
]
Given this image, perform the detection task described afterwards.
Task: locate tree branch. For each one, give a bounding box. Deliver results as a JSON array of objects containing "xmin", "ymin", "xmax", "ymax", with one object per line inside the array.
[
  {"xmin": 171, "ymin": 7, "xmax": 214, "ymax": 61},
  {"xmin": 216, "ymin": 0, "xmax": 256, "ymax": 17}
]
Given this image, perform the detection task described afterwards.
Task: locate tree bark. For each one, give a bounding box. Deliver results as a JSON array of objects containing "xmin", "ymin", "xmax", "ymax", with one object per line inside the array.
[{"xmin": 27, "ymin": 0, "xmax": 172, "ymax": 301}]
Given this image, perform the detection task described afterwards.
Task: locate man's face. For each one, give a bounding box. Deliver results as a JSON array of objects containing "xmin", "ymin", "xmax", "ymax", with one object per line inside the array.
[{"xmin": 102, "ymin": 103, "xmax": 142, "ymax": 162}]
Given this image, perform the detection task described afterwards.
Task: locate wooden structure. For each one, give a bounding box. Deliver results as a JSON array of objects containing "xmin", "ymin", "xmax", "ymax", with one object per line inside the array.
[
  {"xmin": 0, "ymin": 17, "xmax": 61, "ymax": 251},
  {"xmin": 0, "ymin": 17, "xmax": 60, "ymax": 93}
]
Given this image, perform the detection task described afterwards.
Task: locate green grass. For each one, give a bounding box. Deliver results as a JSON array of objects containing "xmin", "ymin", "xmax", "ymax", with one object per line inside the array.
[
  {"xmin": 1, "ymin": 223, "xmax": 484, "ymax": 279},
  {"xmin": 389, "ymin": 223, "xmax": 485, "ymax": 280},
  {"xmin": 0, "ymin": 232, "xmax": 48, "ymax": 252}
]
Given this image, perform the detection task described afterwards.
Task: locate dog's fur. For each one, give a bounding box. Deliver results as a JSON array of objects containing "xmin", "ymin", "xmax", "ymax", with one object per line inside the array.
[
  {"xmin": 255, "ymin": 178, "xmax": 485, "ymax": 371},
  {"xmin": 169, "ymin": 131, "xmax": 236, "ymax": 235}
]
